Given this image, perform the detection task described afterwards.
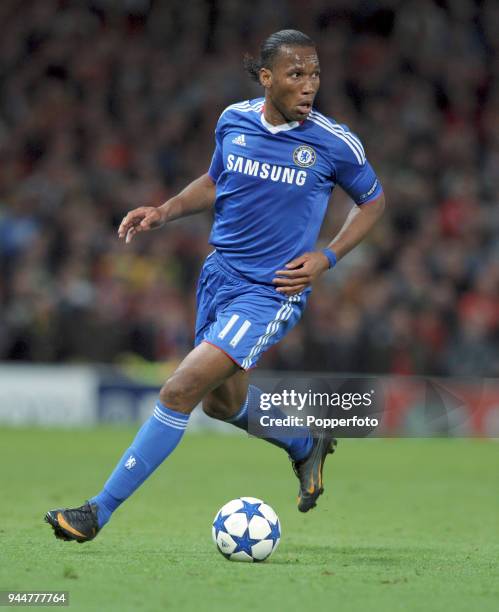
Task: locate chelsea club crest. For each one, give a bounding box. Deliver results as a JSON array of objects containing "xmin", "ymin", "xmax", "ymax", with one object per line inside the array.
[{"xmin": 293, "ymin": 145, "xmax": 316, "ymax": 167}]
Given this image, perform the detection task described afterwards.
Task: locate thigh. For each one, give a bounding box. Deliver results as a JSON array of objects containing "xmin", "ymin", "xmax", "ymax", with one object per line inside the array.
[
  {"xmin": 203, "ymin": 370, "xmax": 249, "ymax": 419},
  {"xmin": 161, "ymin": 341, "xmax": 241, "ymax": 411}
]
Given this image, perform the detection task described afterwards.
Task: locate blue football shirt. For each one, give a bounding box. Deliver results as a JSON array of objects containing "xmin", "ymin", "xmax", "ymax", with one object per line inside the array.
[{"xmin": 208, "ymin": 97, "xmax": 383, "ymax": 284}]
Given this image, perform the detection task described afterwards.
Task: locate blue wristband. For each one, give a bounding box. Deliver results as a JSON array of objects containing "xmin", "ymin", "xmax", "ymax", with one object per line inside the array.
[{"xmin": 321, "ymin": 248, "xmax": 337, "ymax": 269}]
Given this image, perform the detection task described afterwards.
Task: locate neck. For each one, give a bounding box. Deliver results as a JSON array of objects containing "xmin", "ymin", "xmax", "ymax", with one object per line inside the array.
[{"xmin": 263, "ymin": 95, "xmax": 290, "ymax": 126}]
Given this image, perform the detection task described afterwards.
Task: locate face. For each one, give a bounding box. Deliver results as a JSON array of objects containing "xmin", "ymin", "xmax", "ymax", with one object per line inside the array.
[{"xmin": 260, "ymin": 45, "xmax": 320, "ymax": 122}]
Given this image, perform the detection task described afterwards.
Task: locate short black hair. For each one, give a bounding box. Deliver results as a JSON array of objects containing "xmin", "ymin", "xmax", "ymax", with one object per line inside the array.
[{"xmin": 243, "ymin": 29, "xmax": 316, "ymax": 83}]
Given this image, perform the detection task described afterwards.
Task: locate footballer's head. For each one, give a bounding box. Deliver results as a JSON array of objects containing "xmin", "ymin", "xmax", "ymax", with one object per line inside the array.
[{"xmin": 244, "ymin": 29, "xmax": 320, "ymax": 123}]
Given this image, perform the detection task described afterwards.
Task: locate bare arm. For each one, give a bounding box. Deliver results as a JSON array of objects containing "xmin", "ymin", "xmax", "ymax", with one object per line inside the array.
[
  {"xmin": 325, "ymin": 192, "xmax": 385, "ymax": 259},
  {"xmin": 118, "ymin": 173, "xmax": 216, "ymax": 243},
  {"xmin": 273, "ymin": 193, "xmax": 386, "ymax": 296}
]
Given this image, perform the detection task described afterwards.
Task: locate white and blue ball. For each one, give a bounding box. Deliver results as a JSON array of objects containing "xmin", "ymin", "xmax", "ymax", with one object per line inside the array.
[{"xmin": 212, "ymin": 497, "xmax": 281, "ymax": 562}]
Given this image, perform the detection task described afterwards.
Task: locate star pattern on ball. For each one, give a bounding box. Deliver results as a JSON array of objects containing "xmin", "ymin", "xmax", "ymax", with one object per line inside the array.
[
  {"xmin": 213, "ymin": 512, "xmax": 227, "ymax": 539},
  {"xmin": 267, "ymin": 520, "xmax": 281, "ymax": 547},
  {"xmin": 239, "ymin": 500, "xmax": 264, "ymax": 521},
  {"xmin": 231, "ymin": 528, "xmax": 260, "ymax": 556}
]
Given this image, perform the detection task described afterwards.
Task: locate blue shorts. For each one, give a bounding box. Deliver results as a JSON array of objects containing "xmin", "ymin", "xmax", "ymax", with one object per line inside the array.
[{"xmin": 195, "ymin": 251, "xmax": 308, "ymax": 370}]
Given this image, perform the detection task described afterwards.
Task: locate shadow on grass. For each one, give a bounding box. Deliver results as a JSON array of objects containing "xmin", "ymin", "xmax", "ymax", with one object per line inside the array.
[
  {"xmin": 76, "ymin": 542, "xmax": 436, "ymax": 569},
  {"xmin": 269, "ymin": 544, "xmax": 434, "ymax": 566}
]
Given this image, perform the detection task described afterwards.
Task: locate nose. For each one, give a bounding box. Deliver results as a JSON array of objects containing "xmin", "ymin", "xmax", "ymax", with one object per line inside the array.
[{"xmin": 302, "ymin": 76, "xmax": 317, "ymax": 95}]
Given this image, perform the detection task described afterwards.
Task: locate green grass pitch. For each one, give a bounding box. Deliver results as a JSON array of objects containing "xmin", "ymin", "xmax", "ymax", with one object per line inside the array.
[{"xmin": 1, "ymin": 428, "xmax": 498, "ymax": 611}]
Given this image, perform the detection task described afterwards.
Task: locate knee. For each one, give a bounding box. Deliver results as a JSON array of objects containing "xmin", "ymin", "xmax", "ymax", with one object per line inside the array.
[
  {"xmin": 202, "ymin": 394, "xmax": 234, "ymax": 420},
  {"xmin": 159, "ymin": 371, "xmax": 200, "ymax": 413}
]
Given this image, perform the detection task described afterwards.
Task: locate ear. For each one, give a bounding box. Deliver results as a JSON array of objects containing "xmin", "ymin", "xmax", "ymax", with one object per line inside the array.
[{"xmin": 259, "ymin": 67, "xmax": 272, "ymax": 88}]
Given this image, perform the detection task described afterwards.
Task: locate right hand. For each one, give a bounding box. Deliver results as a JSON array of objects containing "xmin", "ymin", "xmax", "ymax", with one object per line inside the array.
[{"xmin": 118, "ymin": 206, "xmax": 166, "ymax": 243}]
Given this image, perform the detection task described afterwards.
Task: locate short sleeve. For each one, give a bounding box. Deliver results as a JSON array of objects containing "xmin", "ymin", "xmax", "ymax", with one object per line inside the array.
[
  {"xmin": 333, "ymin": 127, "xmax": 383, "ymax": 205},
  {"xmin": 208, "ymin": 121, "xmax": 224, "ymax": 183}
]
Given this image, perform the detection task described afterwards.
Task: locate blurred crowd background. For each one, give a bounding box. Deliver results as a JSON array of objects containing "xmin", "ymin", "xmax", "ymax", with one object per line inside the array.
[{"xmin": 0, "ymin": 0, "xmax": 498, "ymax": 376}]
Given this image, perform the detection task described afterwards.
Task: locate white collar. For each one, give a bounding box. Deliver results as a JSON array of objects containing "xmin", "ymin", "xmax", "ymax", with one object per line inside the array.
[{"xmin": 260, "ymin": 112, "xmax": 300, "ymax": 134}]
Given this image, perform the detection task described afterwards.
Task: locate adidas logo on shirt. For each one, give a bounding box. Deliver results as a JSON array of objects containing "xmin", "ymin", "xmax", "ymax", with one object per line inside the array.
[{"xmin": 232, "ymin": 134, "xmax": 246, "ymax": 146}]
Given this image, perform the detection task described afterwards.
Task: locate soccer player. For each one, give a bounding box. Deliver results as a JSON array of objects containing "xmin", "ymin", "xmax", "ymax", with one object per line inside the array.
[{"xmin": 45, "ymin": 29, "xmax": 385, "ymax": 542}]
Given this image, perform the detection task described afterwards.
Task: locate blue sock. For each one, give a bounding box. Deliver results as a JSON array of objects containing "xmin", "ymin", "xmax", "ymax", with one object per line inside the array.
[
  {"xmin": 227, "ymin": 385, "xmax": 313, "ymax": 461},
  {"xmin": 90, "ymin": 401, "xmax": 189, "ymax": 528}
]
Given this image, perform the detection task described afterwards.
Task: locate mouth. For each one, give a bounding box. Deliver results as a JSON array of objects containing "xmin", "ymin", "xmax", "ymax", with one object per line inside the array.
[{"xmin": 296, "ymin": 101, "xmax": 313, "ymax": 116}]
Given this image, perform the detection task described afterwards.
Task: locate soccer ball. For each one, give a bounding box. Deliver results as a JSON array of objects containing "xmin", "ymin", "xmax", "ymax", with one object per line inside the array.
[{"xmin": 212, "ymin": 497, "xmax": 281, "ymax": 562}]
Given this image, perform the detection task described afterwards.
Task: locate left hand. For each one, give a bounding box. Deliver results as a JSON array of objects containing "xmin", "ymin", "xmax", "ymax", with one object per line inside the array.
[{"xmin": 272, "ymin": 251, "xmax": 330, "ymax": 296}]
